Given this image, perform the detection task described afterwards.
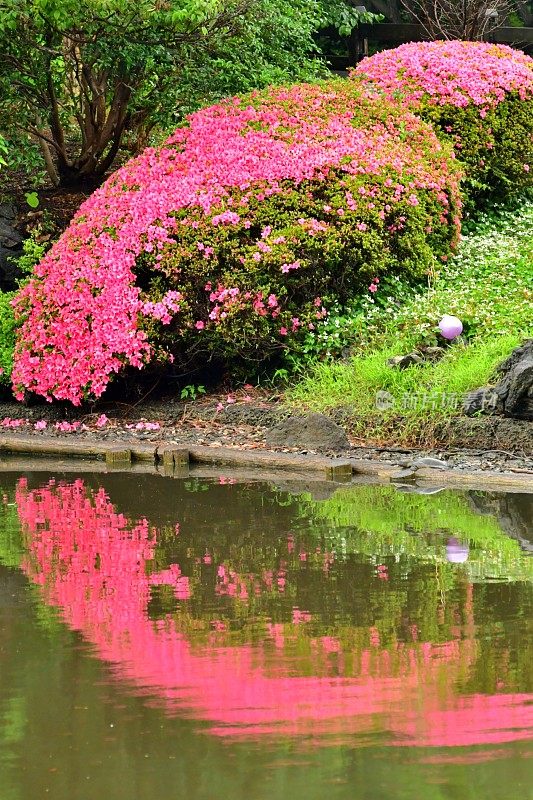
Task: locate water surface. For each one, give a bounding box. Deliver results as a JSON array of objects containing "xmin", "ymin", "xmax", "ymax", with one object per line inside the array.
[{"xmin": 0, "ymin": 471, "xmax": 532, "ymax": 799}]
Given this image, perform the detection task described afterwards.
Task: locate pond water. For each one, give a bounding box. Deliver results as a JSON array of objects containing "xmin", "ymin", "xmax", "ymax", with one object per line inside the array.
[{"xmin": 0, "ymin": 469, "xmax": 532, "ymax": 800}]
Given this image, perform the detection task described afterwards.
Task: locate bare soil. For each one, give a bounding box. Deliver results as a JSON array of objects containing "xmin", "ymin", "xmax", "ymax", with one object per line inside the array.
[{"xmin": 1, "ymin": 389, "xmax": 532, "ymax": 475}]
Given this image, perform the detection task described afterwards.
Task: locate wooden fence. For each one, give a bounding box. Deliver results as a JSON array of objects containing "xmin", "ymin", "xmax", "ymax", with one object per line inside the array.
[{"xmin": 328, "ymin": 24, "xmax": 533, "ymax": 69}]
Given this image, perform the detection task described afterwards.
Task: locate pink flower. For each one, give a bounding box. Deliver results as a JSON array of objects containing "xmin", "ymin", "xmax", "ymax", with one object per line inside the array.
[
  {"xmin": 55, "ymin": 421, "xmax": 79, "ymax": 433},
  {"xmin": 2, "ymin": 417, "xmax": 28, "ymax": 428},
  {"xmin": 34, "ymin": 420, "xmax": 47, "ymax": 430},
  {"xmin": 133, "ymin": 421, "xmax": 161, "ymax": 431},
  {"xmin": 195, "ymin": 320, "xmax": 205, "ymax": 330},
  {"xmin": 226, "ymin": 395, "xmax": 236, "ymax": 404},
  {"xmin": 96, "ymin": 414, "xmax": 109, "ymax": 428},
  {"xmin": 369, "ymin": 283, "xmax": 378, "ymax": 293},
  {"xmin": 281, "ymin": 260, "xmax": 300, "ymax": 274},
  {"xmin": 279, "ymin": 327, "xmax": 288, "ymax": 336}
]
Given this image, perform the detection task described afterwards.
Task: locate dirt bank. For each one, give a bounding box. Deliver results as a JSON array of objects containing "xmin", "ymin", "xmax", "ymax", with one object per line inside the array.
[{"xmin": 1, "ymin": 391, "xmax": 532, "ymax": 477}]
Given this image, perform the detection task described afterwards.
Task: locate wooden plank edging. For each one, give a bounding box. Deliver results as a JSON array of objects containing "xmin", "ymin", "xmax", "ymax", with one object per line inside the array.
[{"xmin": 0, "ymin": 434, "xmax": 532, "ymax": 490}]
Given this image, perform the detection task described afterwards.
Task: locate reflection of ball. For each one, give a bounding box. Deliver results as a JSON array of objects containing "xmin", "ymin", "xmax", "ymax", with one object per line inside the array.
[
  {"xmin": 446, "ymin": 537, "xmax": 469, "ymax": 563},
  {"xmin": 438, "ymin": 315, "xmax": 463, "ymax": 340}
]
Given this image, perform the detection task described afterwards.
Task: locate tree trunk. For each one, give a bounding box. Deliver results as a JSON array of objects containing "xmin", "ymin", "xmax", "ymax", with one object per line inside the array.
[
  {"xmin": 52, "ymin": 80, "xmax": 132, "ymax": 188},
  {"xmin": 33, "ymin": 115, "xmax": 59, "ymax": 187}
]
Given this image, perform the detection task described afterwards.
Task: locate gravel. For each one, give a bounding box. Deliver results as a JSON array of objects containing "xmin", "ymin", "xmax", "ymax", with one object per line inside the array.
[{"xmin": 1, "ymin": 396, "xmax": 532, "ymax": 474}]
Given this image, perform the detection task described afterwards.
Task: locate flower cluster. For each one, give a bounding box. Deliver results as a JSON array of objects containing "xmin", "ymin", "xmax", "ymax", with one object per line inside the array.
[
  {"xmin": 1, "ymin": 416, "xmax": 27, "ymax": 428},
  {"xmin": 12, "ymin": 80, "xmax": 462, "ymax": 404},
  {"xmin": 125, "ymin": 421, "xmax": 161, "ymax": 431},
  {"xmin": 0, "ymin": 416, "xmax": 83, "ymax": 432},
  {"xmin": 355, "ymin": 41, "xmax": 533, "ymax": 110},
  {"xmin": 355, "ymin": 42, "xmax": 533, "ymax": 205}
]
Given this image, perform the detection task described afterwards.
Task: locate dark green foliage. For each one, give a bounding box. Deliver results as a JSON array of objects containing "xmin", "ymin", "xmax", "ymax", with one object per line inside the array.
[
  {"xmin": 0, "ymin": 231, "xmax": 47, "ymax": 389},
  {"xmin": 0, "ymin": 290, "xmax": 15, "ymax": 388},
  {"xmin": 422, "ymin": 96, "xmax": 533, "ymax": 210}
]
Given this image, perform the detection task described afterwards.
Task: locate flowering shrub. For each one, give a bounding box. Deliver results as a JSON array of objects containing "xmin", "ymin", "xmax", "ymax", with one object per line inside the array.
[
  {"xmin": 355, "ymin": 41, "xmax": 533, "ymax": 206},
  {"xmin": 12, "ymin": 80, "xmax": 462, "ymax": 404}
]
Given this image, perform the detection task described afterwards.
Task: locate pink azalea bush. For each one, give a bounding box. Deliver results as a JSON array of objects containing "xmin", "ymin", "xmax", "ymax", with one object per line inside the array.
[
  {"xmin": 12, "ymin": 80, "xmax": 462, "ymax": 404},
  {"xmin": 354, "ymin": 41, "xmax": 533, "ymax": 205}
]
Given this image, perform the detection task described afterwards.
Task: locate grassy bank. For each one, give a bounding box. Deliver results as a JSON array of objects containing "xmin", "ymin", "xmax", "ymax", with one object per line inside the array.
[{"xmin": 287, "ymin": 200, "xmax": 533, "ymax": 445}]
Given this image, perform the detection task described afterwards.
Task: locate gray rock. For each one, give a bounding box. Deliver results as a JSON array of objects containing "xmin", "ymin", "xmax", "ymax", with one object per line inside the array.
[
  {"xmin": 0, "ymin": 219, "xmax": 22, "ymax": 248},
  {"xmin": 463, "ymin": 387, "xmax": 501, "ymax": 416},
  {"xmin": 0, "ymin": 245, "xmax": 22, "ymax": 290},
  {"xmin": 501, "ymin": 357, "xmax": 533, "ymax": 418},
  {"xmin": 496, "ymin": 340, "xmax": 533, "ymax": 377},
  {"xmin": 412, "ymin": 456, "xmax": 448, "ymax": 470},
  {"xmin": 0, "ymin": 202, "xmax": 16, "ymax": 220},
  {"xmin": 467, "ymin": 491, "xmax": 533, "ymax": 553},
  {"xmin": 418, "ymin": 346, "xmax": 446, "ymax": 362},
  {"xmin": 388, "ymin": 352, "xmax": 424, "ymax": 369},
  {"xmin": 463, "ymin": 341, "xmax": 533, "ymax": 421},
  {"xmin": 494, "ymin": 340, "xmax": 533, "ymax": 419},
  {"xmin": 0, "ymin": 205, "xmax": 23, "ymax": 290},
  {"xmin": 388, "ymin": 347, "xmax": 445, "ymax": 370},
  {"xmin": 265, "ymin": 413, "xmax": 350, "ymax": 451}
]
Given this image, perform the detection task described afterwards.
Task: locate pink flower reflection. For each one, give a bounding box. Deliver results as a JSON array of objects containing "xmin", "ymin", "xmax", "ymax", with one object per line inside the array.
[{"xmin": 15, "ymin": 478, "xmax": 533, "ymax": 753}]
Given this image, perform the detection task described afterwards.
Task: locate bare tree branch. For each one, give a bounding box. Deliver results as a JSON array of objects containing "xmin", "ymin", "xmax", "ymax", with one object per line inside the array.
[{"xmin": 401, "ymin": 0, "xmax": 518, "ymax": 39}]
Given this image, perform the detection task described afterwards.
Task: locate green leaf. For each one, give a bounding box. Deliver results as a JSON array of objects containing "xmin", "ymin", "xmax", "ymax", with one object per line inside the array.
[{"xmin": 25, "ymin": 191, "xmax": 39, "ymax": 209}]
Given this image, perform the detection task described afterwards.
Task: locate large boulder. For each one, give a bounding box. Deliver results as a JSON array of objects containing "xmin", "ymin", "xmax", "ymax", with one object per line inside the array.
[
  {"xmin": 266, "ymin": 413, "xmax": 350, "ymax": 452},
  {"xmin": 464, "ymin": 340, "xmax": 533, "ymax": 420},
  {"xmin": 0, "ymin": 203, "xmax": 22, "ymax": 291},
  {"xmin": 496, "ymin": 340, "xmax": 533, "ymax": 419}
]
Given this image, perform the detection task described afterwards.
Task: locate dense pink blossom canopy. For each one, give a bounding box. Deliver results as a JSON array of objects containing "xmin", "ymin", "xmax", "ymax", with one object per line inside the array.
[
  {"xmin": 12, "ymin": 81, "xmax": 460, "ymax": 404},
  {"xmin": 355, "ymin": 41, "xmax": 533, "ymax": 110}
]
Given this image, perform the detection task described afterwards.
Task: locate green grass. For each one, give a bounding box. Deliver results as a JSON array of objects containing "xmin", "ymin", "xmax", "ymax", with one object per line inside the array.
[{"xmin": 287, "ymin": 199, "xmax": 533, "ymax": 445}]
